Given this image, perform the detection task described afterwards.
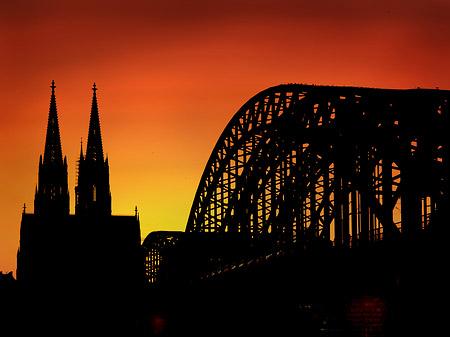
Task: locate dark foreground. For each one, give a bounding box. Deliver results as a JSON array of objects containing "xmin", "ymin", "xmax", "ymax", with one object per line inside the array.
[
  {"xmin": 1, "ymin": 236, "xmax": 447, "ymax": 336},
  {"xmin": 0, "ymin": 280, "xmax": 446, "ymax": 336}
]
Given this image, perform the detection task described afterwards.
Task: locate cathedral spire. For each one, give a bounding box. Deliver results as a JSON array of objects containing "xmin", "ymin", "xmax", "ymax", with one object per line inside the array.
[
  {"xmin": 85, "ymin": 83, "xmax": 104, "ymax": 163},
  {"xmin": 43, "ymin": 80, "xmax": 63, "ymax": 166},
  {"xmin": 34, "ymin": 81, "xmax": 69, "ymax": 215},
  {"xmin": 75, "ymin": 83, "xmax": 111, "ymax": 216}
]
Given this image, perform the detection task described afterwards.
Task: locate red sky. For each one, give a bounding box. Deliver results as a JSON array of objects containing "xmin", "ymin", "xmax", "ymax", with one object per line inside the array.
[{"xmin": 1, "ymin": 0, "xmax": 450, "ymax": 274}]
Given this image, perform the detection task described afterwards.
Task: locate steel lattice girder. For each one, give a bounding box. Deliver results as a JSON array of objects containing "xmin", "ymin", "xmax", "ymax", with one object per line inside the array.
[
  {"xmin": 186, "ymin": 84, "xmax": 450, "ymax": 248},
  {"xmin": 142, "ymin": 231, "xmax": 184, "ymax": 284}
]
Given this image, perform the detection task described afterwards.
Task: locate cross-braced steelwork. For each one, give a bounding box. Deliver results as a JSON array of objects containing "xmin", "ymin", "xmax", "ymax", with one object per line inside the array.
[
  {"xmin": 186, "ymin": 84, "xmax": 450, "ymax": 249},
  {"xmin": 142, "ymin": 231, "xmax": 184, "ymax": 285}
]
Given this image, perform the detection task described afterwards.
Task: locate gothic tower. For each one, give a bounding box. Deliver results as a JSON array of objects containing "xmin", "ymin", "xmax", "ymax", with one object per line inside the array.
[
  {"xmin": 34, "ymin": 80, "xmax": 70, "ymax": 216},
  {"xmin": 75, "ymin": 83, "xmax": 112, "ymax": 216}
]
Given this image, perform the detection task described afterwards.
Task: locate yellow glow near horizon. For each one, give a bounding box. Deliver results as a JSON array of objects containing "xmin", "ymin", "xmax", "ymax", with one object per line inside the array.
[{"xmin": 2, "ymin": 0, "xmax": 450, "ymax": 273}]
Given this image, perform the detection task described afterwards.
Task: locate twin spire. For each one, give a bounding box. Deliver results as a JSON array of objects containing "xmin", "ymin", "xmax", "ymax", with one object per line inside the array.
[
  {"xmin": 35, "ymin": 81, "xmax": 111, "ymax": 216},
  {"xmin": 43, "ymin": 80, "xmax": 63, "ymax": 166},
  {"xmin": 35, "ymin": 80, "xmax": 69, "ymax": 215},
  {"xmin": 76, "ymin": 82, "xmax": 111, "ymax": 216},
  {"xmin": 85, "ymin": 83, "xmax": 104, "ymax": 163}
]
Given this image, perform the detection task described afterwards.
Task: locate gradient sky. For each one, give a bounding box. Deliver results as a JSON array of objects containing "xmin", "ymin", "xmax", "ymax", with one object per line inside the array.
[{"xmin": 1, "ymin": 0, "xmax": 450, "ymax": 274}]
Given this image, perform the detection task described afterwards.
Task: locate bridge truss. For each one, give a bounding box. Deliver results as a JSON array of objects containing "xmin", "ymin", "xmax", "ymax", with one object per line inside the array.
[
  {"xmin": 142, "ymin": 231, "xmax": 184, "ymax": 285},
  {"xmin": 186, "ymin": 84, "xmax": 450, "ymax": 249}
]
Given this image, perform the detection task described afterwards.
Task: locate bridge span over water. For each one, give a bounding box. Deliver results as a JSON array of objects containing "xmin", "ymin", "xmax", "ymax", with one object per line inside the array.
[{"xmin": 143, "ymin": 84, "xmax": 449, "ymax": 336}]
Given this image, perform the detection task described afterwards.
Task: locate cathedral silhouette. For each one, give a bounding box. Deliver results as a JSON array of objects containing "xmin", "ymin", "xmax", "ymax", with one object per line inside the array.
[{"xmin": 16, "ymin": 81, "xmax": 143, "ymax": 333}]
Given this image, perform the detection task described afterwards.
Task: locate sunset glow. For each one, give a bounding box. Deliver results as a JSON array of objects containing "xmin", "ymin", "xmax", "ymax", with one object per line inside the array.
[{"xmin": 2, "ymin": 0, "xmax": 450, "ymax": 274}]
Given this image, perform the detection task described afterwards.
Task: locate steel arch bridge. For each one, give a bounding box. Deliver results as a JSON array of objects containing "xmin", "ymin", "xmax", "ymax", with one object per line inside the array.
[
  {"xmin": 185, "ymin": 84, "xmax": 450, "ymax": 249},
  {"xmin": 142, "ymin": 231, "xmax": 184, "ymax": 284}
]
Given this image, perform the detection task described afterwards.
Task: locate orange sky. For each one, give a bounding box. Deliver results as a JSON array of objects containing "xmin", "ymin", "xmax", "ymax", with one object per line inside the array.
[{"xmin": 1, "ymin": 0, "xmax": 450, "ymax": 274}]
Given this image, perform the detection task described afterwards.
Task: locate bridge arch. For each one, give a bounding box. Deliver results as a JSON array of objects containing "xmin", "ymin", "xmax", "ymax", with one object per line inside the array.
[
  {"xmin": 142, "ymin": 231, "xmax": 184, "ymax": 284},
  {"xmin": 186, "ymin": 84, "xmax": 449, "ymax": 249}
]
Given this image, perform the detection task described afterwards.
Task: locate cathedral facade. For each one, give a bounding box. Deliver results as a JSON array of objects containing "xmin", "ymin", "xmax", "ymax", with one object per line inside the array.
[{"xmin": 16, "ymin": 83, "xmax": 143, "ymax": 329}]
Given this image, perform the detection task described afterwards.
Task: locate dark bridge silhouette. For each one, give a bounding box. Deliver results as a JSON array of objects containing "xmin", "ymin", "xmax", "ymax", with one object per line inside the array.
[
  {"xmin": 187, "ymin": 84, "xmax": 448, "ymax": 243},
  {"xmin": 143, "ymin": 84, "xmax": 449, "ymax": 336}
]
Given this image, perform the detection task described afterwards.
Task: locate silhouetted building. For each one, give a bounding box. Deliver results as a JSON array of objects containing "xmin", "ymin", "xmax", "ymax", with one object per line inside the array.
[
  {"xmin": 34, "ymin": 81, "xmax": 69, "ymax": 216},
  {"xmin": 16, "ymin": 82, "xmax": 142, "ymax": 332},
  {"xmin": 75, "ymin": 83, "xmax": 111, "ymax": 216},
  {"xmin": 0, "ymin": 271, "xmax": 15, "ymax": 283},
  {"xmin": 0, "ymin": 271, "xmax": 18, "ymax": 334}
]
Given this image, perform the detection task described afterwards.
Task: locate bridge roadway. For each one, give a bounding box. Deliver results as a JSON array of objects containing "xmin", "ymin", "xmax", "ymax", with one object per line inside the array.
[{"xmin": 142, "ymin": 227, "xmax": 447, "ymax": 337}]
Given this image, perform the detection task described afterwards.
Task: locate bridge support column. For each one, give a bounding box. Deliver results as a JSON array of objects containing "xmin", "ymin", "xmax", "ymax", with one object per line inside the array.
[
  {"xmin": 382, "ymin": 155, "xmax": 393, "ymax": 241},
  {"xmin": 359, "ymin": 146, "xmax": 370, "ymax": 246}
]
